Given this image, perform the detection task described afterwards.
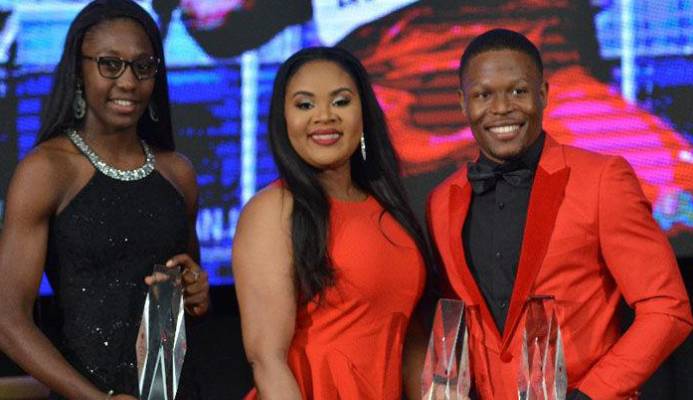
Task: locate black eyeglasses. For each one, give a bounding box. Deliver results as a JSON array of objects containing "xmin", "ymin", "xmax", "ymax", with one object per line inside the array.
[{"xmin": 82, "ymin": 55, "xmax": 160, "ymax": 80}]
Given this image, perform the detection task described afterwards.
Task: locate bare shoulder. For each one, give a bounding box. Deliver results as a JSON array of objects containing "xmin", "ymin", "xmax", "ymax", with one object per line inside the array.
[
  {"xmin": 23, "ymin": 136, "xmax": 80, "ymax": 173},
  {"xmin": 233, "ymin": 186, "xmax": 294, "ymax": 283},
  {"xmin": 234, "ymin": 186, "xmax": 293, "ymax": 250},
  {"xmin": 154, "ymin": 150, "xmax": 198, "ymax": 207},
  {"xmin": 13, "ymin": 137, "xmax": 82, "ymax": 193},
  {"xmin": 7, "ymin": 137, "xmax": 82, "ymax": 216},
  {"xmin": 156, "ymin": 150, "xmax": 196, "ymax": 180},
  {"xmin": 239, "ymin": 186, "xmax": 293, "ymax": 227}
]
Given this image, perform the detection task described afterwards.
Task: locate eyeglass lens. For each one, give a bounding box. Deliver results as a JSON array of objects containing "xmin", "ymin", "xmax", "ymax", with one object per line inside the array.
[{"xmin": 97, "ymin": 56, "xmax": 158, "ymax": 80}]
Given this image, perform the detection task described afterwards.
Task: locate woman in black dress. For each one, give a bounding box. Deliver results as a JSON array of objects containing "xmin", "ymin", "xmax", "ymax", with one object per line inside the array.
[{"xmin": 0, "ymin": 1, "xmax": 209, "ymax": 398}]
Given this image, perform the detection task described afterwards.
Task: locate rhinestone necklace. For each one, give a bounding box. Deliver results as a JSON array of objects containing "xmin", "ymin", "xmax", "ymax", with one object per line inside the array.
[{"xmin": 67, "ymin": 129, "xmax": 156, "ymax": 181}]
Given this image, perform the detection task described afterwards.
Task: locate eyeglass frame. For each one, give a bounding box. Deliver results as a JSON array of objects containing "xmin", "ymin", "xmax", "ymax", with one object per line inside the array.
[{"xmin": 81, "ymin": 55, "xmax": 161, "ymax": 81}]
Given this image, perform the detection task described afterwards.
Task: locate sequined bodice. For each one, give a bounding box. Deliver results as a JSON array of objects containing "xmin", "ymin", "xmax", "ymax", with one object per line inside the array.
[{"xmin": 45, "ymin": 170, "xmax": 188, "ymax": 396}]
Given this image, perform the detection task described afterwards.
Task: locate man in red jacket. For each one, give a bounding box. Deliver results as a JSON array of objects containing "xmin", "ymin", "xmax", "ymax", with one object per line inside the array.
[{"xmin": 427, "ymin": 28, "xmax": 692, "ymax": 400}]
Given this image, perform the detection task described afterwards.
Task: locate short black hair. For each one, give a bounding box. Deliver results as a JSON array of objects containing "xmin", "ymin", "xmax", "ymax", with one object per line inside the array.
[{"xmin": 458, "ymin": 28, "xmax": 543, "ymax": 87}]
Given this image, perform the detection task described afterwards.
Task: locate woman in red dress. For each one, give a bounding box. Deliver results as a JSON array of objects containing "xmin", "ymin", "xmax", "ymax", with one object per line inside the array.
[{"xmin": 233, "ymin": 47, "xmax": 432, "ymax": 399}]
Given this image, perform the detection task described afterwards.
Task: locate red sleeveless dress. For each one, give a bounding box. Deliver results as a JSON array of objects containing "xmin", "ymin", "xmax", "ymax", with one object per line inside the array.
[{"xmin": 245, "ymin": 196, "xmax": 426, "ymax": 399}]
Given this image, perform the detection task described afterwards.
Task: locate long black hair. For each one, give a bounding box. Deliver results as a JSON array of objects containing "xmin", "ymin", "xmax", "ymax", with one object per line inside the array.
[
  {"xmin": 36, "ymin": 0, "xmax": 174, "ymax": 150},
  {"xmin": 268, "ymin": 46, "xmax": 433, "ymax": 302}
]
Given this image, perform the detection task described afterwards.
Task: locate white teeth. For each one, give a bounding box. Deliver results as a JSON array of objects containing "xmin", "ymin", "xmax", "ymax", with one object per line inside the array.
[
  {"xmin": 312, "ymin": 133, "xmax": 339, "ymax": 140},
  {"xmin": 112, "ymin": 99, "xmax": 134, "ymax": 106},
  {"xmin": 489, "ymin": 125, "xmax": 520, "ymax": 134}
]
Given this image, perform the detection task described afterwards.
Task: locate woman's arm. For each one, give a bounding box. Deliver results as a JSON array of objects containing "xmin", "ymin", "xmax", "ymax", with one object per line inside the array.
[
  {"xmin": 149, "ymin": 152, "xmax": 209, "ymax": 316},
  {"xmin": 0, "ymin": 150, "xmax": 122, "ymax": 400},
  {"xmin": 233, "ymin": 187, "xmax": 302, "ymax": 400}
]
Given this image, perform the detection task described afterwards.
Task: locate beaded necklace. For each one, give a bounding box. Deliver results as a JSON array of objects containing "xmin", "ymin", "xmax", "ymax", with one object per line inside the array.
[{"xmin": 67, "ymin": 129, "xmax": 155, "ymax": 181}]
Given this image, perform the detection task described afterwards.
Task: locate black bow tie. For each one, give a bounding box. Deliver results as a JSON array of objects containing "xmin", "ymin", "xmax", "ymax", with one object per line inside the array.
[{"xmin": 466, "ymin": 160, "xmax": 534, "ymax": 194}]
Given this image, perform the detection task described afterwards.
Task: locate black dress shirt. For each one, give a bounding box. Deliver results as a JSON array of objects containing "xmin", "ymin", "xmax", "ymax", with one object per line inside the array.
[
  {"xmin": 462, "ymin": 133, "xmax": 545, "ymax": 334},
  {"xmin": 463, "ymin": 134, "xmax": 591, "ymax": 400}
]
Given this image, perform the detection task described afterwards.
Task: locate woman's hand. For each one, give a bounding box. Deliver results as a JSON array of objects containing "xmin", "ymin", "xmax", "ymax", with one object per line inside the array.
[{"xmin": 145, "ymin": 254, "xmax": 210, "ymax": 317}]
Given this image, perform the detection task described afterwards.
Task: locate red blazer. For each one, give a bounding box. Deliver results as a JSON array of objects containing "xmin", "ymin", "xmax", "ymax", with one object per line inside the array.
[{"xmin": 427, "ymin": 135, "xmax": 692, "ymax": 400}]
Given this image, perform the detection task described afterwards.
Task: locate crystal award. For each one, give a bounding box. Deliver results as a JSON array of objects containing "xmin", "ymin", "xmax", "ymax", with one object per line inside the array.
[
  {"xmin": 518, "ymin": 295, "xmax": 566, "ymax": 400},
  {"xmin": 136, "ymin": 264, "xmax": 186, "ymax": 400},
  {"xmin": 422, "ymin": 298, "xmax": 470, "ymax": 400}
]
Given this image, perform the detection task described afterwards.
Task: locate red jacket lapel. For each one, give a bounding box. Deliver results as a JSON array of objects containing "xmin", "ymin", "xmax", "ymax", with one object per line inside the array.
[
  {"xmin": 447, "ymin": 178, "xmax": 503, "ymax": 344},
  {"xmin": 500, "ymin": 137, "xmax": 571, "ymax": 355},
  {"xmin": 438, "ymin": 173, "xmax": 501, "ymax": 343}
]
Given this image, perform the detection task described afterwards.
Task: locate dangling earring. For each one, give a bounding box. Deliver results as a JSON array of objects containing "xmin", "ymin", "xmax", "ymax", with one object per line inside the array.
[
  {"xmin": 360, "ymin": 134, "xmax": 367, "ymax": 161},
  {"xmin": 148, "ymin": 103, "xmax": 159, "ymax": 122},
  {"xmin": 72, "ymin": 82, "xmax": 86, "ymax": 120}
]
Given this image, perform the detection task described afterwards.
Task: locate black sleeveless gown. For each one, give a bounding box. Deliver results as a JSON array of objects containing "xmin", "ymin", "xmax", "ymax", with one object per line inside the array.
[{"xmin": 45, "ymin": 169, "xmax": 189, "ymax": 397}]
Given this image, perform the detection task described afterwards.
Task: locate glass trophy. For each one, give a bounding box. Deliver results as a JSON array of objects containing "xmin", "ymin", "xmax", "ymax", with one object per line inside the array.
[
  {"xmin": 422, "ymin": 298, "xmax": 470, "ymax": 400},
  {"xmin": 518, "ymin": 296, "xmax": 566, "ymax": 400},
  {"xmin": 136, "ymin": 264, "xmax": 186, "ymax": 400}
]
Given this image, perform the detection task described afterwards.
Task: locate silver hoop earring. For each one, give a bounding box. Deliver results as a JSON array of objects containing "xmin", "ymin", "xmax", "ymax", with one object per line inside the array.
[
  {"xmin": 72, "ymin": 82, "xmax": 86, "ymax": 120},
  {"xmin": 148, "ymin": 103, "xmax": 159, "ymax": 122},
  {"xmin": 360, "ymin": 134, "xmax": 367, "ymax": 161}
]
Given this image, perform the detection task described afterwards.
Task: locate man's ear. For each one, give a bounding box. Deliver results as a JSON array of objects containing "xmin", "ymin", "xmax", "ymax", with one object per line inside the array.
[
  {"xmin": 539, "ymin": 80, "xmax": 549, "ymax": 109},
  {"xmin": 458, "ymin": 89, "xmax": 467, "ymax": 117}
]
